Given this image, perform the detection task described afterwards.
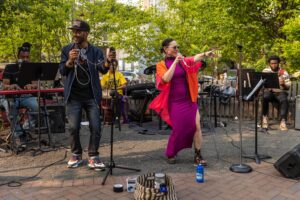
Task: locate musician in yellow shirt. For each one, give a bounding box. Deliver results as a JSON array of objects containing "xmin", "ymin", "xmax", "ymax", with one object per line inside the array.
[
  {"xmin": 101, "ymin": 68, "xmax": 127, "ymax": 96},
  {"xmin": 101, "ymin": 47, "xmax": 128, "ymax": 123}
]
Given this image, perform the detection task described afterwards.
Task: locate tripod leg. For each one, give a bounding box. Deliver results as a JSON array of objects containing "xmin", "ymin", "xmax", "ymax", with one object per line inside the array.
[
  {"xmin": 102, "ymin": 167, "xmax": 113, "ymax": 185},
  {"xmin": 115, "ymin": 165, "xmax": 141, "ymax": 172},
  {"xmin": 254, "ymin": 154, "xmax": 261, "ymax": 164},
  {"xmin": 102, "ymin": 92, "xmax": 141, "ymax": 186}
]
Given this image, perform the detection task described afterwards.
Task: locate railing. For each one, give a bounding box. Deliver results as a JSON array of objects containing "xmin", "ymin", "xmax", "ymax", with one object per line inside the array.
[{"xmin": 198, "ymin": 80, "xmax": 300, "ymax": 127}]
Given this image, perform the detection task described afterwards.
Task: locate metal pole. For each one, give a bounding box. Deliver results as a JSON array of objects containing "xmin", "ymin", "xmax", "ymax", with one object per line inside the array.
[{"xmin": 229, "ymin": 45, "xmax": 252, "ymax": 173}]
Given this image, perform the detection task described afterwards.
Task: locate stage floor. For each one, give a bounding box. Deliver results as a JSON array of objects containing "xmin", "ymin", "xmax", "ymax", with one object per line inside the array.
[{"xmin": 0, "ymin": 118, "xmax": 300, "ymax": 200}]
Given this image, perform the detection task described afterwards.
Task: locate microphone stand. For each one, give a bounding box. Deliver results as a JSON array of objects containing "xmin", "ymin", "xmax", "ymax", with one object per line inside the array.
[
  {"xmin": 229, "ymin": 45, "xmax": 252, "ymax": 173},
  {"xmin": 102, "ymin": 60, "xmax": 140, "ymax": 185},
  {"xmin": 31, "ymin": 74, "xmax": 53, "ymax": 156}
]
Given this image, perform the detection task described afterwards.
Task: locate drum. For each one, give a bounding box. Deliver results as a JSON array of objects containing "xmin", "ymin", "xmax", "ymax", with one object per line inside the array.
[
  {"xmin": 101, "ymin": 98, "xmax": 112, "ymax": 123},
  {"xmin": 102, "ymin": 89, "xmax": 112, "ymax": 99}
]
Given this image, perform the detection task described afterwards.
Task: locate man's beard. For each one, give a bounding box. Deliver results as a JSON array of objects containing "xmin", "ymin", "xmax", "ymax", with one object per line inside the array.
[
  {"xmin": 271, "ymin": 67, "xmax": 279, "ymax": 72},
  {"xmin": 73, "ymin": 37, "xmax": 85, "ymax": 45}
]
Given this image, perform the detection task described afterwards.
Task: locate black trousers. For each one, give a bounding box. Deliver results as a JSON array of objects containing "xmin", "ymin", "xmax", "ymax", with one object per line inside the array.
[
  {"xmin": 66, "ymin": 99, "xmax": 101, "ymax": 157},
  {"xmin": 262, "ymin": 90, "xmax": 288, "ymax": 121}
]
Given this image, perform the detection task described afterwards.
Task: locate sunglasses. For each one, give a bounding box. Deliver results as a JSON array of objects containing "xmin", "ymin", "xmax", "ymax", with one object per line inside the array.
[
  {"xmin": 19, "ymin": 46, "xmax": 30, "ymax": 52},
  {"xmin": 168, "ymin": 45, "xmax": 180, "ymax": 50}
]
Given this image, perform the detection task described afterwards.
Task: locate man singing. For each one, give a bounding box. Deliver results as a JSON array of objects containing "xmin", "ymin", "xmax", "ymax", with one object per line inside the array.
[
  {"xmin": 262, "ymin": 55, "xmax": 291, "ymax": 131},
  {"xmin": 59, "ymin": 19, "xmax": 109, "ymax": 169}
]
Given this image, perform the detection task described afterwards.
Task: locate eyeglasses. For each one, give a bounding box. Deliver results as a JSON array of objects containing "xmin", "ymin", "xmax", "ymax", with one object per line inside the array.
[
  {"xmin": 168, "ymin": 46, "xmax": 180, "ymax": 50},
  {"xmin": 19, "ymin": 46, "xmax": 30, "ymax": 52}
]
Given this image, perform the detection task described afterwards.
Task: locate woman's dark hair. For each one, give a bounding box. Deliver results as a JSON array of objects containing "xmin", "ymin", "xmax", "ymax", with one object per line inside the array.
[
  {"xmin": 160, "ymin": 38, "xmax": 174, "ymax": 53},
  {"xmin": 109, "ymin": 46, "xmax": 116, "ymax": 53},
  {"xmin": 268, "ymin": 55, "xmax": 280, "ymax": 63},
  {"xmin": 18, "ymin": 42, "xmax": 32, "ymax": 56}
]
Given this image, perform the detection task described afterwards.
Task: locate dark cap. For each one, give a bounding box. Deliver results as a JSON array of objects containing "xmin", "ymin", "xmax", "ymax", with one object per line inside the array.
[{"xmin": 68, "ymin": 19, "xmax": 90, "ymax": 32}]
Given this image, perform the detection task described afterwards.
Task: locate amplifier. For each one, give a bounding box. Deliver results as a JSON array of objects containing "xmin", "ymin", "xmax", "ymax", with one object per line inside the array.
[
  {"xmin": 296, "ymin": 96, "xmax": 300, "ymax": 130},
  {"xmin": 46, "ymin": 105, "xmax": 65, "ymax": 133},
  {"xmin": 274, "ymin": 143, "xmax": 300, "ymax": 179}
]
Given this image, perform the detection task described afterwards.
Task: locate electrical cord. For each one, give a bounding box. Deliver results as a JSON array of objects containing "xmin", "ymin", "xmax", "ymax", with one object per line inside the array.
[
  {"xmin": 74, "ymin": 60, "xmax": 90, "ymax": 86},
  {"xmin": 0, "ymin": 149, "xmax": 68, "ymax": 187},
  {"xmin": 73, "ymin": 47, "xmax": 106, "ymax": 87}
]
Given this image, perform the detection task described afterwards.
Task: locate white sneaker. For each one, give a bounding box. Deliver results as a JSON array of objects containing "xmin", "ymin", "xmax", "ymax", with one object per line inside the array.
[
  {"xmin": 88, "ymin": 156, "xmax": 105, "ymax": 170},
  {"xmin": 279, "ymin": 120, "xmax": 288, "ymax": 131},
  {"xmin": 262, "ymin": 116, "xmax": 268, "ymax": 129},
  {"xmin": 67, "ymin": 154, "xmax": 83, "ymax": 168}
]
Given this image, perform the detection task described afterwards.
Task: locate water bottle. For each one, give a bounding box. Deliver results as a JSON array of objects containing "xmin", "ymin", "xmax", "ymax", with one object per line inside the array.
[
  {"xmin": 196, "ymin": 164, "xmax": 204, "ymax": 183},
  {"xmin": 154, "ymin": 173, "xmax": 165, "ymax": 189}
]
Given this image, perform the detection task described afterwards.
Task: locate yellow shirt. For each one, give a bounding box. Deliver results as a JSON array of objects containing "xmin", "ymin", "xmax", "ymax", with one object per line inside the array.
[{"xmin": 101, "ymin": 71, "xmax": 127, "ymax": 95}]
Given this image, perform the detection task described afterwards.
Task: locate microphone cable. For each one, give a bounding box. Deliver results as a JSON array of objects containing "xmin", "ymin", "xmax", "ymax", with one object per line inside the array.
[
  {"xmin": 72, "ymin": 45, "xmax": 105, "ymax": 86},
  {"xmin": 73, "ymin": 48, "xmax": 91, "ymax": 86},
  {"xmin": 74, "ymin": 59, "xmax": 91, "ymax": 86}
]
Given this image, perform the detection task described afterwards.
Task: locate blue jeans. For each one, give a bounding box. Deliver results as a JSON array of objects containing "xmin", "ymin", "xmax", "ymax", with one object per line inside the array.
[
  {"xmin": 0, "ymin": 97, "xmax": 9, "ymax": 117},
  {"xmin": 66, "ymin": 99, "xmax": 101, "ymax": 157},
  {"xmin": 11, "ymin": 96, "xmax": 38, "ymax": 137}
]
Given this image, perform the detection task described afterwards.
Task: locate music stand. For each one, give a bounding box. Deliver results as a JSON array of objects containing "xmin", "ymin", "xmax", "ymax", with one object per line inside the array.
[
  {"xmin": 243, "ymin": 72, "xmax": 279, "ymax": 164},
  {"xmin": 18, "ymin": 62, "xmax": 59, "ymax": 156}
]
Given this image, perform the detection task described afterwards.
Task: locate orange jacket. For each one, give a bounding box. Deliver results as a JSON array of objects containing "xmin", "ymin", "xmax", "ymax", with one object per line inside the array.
[{"xmin": 149, "ymin": 57, "xmax": 202, "ymax": 125}]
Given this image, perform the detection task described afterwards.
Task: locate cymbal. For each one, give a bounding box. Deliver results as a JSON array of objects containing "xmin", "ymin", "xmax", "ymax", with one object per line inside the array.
[
  {"xmin": 292, "ymin": 71, "xmax": 300, "ymax": 78},
  {"xmin": 144, "ymin": 65, "xmax": 156, "ymax": 75}
]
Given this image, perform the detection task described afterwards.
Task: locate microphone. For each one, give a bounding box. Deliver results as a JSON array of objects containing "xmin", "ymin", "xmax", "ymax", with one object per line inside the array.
[
  {"xmin": 17, "ymin": 59, "xmax": 22, "ymax": 69},
  {"xmin": 74, "ymin": 42, "xmax": 79, "ymax": 49},
  {"xmin": 178, "ymin": 53, "xmax": 191, "ymax": 68},
  {"xmin": 111, "ymin": 59, "xmax": 118, "ymax": 68}
]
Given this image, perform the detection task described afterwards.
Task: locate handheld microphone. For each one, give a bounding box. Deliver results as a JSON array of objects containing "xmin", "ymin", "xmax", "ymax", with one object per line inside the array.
[
  {"xmin": 178, "ymin": 52, "xmax": 183, "ymax": 58},
  {"xmin": 178, "ymin": 53, "xmax": 190, "ymax": 67},
  {"xmin": 74, "ymin": 42, "xmax": 79, "ymax": 49}
]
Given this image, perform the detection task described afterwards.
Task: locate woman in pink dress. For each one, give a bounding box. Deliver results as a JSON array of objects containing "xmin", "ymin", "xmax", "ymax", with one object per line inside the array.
[{"xmin": 149, "ymin": 38, "xmax": 214, "ymax": 165}]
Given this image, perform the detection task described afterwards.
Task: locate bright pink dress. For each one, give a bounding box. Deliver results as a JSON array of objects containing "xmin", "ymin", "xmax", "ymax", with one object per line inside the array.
[{"xmin": 164, "ymin": 57, "xmax": 198, "ymax": 157}]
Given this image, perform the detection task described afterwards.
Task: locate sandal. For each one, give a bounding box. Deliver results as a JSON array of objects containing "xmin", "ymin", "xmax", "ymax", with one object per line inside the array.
[
  {"xmin": 194, "ymin": 149, "xmax": 207, "ymax": 166},
  {"xmin": 167, "ymin": 157, "xmax": 176, "ymax": 164}
]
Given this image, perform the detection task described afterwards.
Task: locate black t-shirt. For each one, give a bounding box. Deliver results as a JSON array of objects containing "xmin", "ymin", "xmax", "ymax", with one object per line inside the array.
[
  {"xmin": 69, "ymin": 61, "xmax": 94, "ymax": 101},
  {"xmin": 3, "ymin": 64, "xmax": 31, "ymax": 88}
]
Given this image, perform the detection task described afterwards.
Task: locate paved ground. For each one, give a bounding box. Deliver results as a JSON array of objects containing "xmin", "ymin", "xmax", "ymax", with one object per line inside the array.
[{"xmin": 0, "ymin": 117, "xmax": 300, "ymax": 200}]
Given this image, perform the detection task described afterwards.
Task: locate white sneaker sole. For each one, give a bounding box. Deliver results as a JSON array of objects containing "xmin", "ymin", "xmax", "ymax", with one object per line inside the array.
[
  {"xmin": 67, "ymin": 160, "xmax": 83, "ymax": 168},
  {"xmin": 87, "ymin": 164, "xmax": 105, "ymax": 171}
]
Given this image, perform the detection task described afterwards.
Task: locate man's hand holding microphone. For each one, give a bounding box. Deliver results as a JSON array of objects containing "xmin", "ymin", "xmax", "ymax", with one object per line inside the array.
[{"xmin": 66, "ymin": 45, "xmax": 80, "ymax": 68}]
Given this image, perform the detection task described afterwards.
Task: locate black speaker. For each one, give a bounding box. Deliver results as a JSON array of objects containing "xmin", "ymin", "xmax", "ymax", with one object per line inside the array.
[
  {"xmin": 274, "ymin": 144, "xmax": 300, "ymax": 179},
  {"xmin": 47, "ymin": 105, "xmax": 65, "ymax": 133}
]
